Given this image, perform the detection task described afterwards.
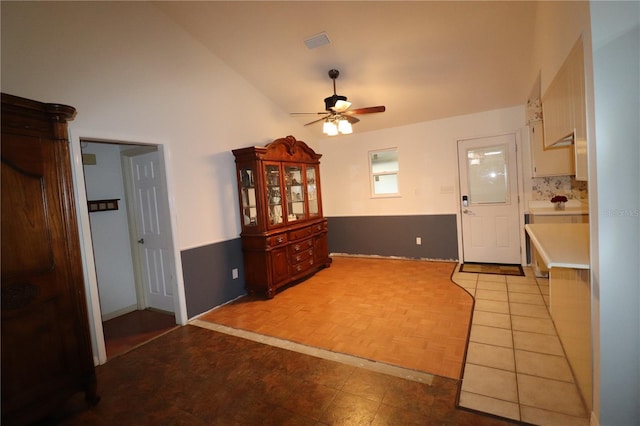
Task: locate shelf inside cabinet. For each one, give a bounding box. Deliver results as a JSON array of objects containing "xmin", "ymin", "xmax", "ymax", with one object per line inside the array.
[{"xmin": 239, "ymin": 167, "xmax": 258, "ymax": 226}]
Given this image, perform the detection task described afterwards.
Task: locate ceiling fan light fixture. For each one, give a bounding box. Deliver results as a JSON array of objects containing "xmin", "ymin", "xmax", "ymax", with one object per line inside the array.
[
  {"xmin": 332, "ymin": 99, "xmax": 352, "ymax": 112},
  {"xmin": 338, "ymin": 118, "xmax": 353, "ymax": 134},
  {"xmin": 323, "ymin": 119, "xmax": 338, "ymax": 136}
]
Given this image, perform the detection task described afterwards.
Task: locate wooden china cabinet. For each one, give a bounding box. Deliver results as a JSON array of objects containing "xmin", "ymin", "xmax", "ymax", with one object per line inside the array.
[{"xmin": 232, "ymin": 135, "xmax": 331, "ymax": 298}]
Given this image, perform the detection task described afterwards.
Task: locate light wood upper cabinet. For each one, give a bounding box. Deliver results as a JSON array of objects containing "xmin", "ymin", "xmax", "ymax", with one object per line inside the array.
[
  {"xmin": 543, "ymin": 62, "xmax": 573, "ymax": 147},
  {"xmin": 542, "ymin": 35, "xmax": 588, "ymax": 181},
  {"xmin": 530, "ymin": 120, "xmax": 574, "ymax": 177},
  {"xmin": 571, "ymin": 38, "xmax": 588, "ymax": 181}
]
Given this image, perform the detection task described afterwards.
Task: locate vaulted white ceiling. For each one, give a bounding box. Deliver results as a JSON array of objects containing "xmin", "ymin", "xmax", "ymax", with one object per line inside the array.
[{"xmin": 155, "ymin": 1, "xmax": 538, "ymax": 135}]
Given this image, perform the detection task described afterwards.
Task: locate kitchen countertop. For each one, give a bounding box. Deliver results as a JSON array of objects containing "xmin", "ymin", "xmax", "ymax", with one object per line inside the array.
[{"xmin": 525, "ymin": 223, "xmax": 590, "ymax": 269}]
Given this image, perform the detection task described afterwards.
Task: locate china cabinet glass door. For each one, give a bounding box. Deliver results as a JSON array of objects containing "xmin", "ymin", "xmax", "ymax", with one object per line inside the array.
[
  {"xmin": 265, "ymin": 164, "xmax": 284, "ymax": 226},
  {"xmin": 285, "ymin": 165, "xmax": 305, "ymax": 222},
  {"xmin": 239, "ymin": 167, "xmax": 257, "ymax": 227},
  {"xmin": 306, "ymin": 166, "xmax": 319, "ymax": 217}
]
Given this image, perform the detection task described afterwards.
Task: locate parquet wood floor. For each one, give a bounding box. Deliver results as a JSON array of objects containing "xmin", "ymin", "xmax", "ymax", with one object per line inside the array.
[{"xmin": 200, "ymin": 256, "xmax": 473, "ymax": 379}]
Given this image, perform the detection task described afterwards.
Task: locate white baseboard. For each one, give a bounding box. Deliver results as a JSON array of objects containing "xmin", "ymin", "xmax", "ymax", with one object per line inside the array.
[
  {"xmin": 101, "ymin": 304, "xmax": 138, "ymax": 322},
  {"xmin": 330, "ymin": 253, "xmax": 458, "ymax": 262}
]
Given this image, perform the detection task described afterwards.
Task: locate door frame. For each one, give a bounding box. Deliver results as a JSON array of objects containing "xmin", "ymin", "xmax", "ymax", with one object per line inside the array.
[
  {"xmin": 454, "ymin": 129, "xmax": 528, "ymax": 266},
  {"xmin": 69, "ymin": 135, "xmax": 187, "ymax": 366}
]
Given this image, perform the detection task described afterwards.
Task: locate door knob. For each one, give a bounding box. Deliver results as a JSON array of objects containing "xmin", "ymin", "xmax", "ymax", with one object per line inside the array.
[
  {"xmin": 137, "ymin": 238, "xmax": 144, "ymax": 244},
  {"xmin": 463, "ymin": 209, "xmax": 473, "ymax": 214}
]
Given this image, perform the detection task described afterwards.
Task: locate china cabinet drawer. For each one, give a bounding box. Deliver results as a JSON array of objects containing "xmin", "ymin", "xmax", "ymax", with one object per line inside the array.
[
  {"xmin": 292, "ymin": 258, "xmax": 315, "ymax": 275},
  {"xmin": 266, "ymin": 233, "xmax": 287, "ymax": 247},
  {"xmin": 289, "ymin": 226, "xmax": 313, "ymax": 241},
  {"xmin": 289, "ymin": 238, "xmax": 314, "ymax": 255},
  {"xmin": 290, "ymin": 248, "xmax": 314, "ymax": 264}
]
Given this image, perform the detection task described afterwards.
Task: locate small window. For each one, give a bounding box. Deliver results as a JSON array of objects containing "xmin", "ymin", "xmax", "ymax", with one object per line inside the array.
[{"xmin": 369, "ymin": 148, "xmax": 399, "ymax": 197}]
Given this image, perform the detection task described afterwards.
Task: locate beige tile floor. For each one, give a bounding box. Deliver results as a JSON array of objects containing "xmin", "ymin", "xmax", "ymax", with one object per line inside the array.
[{"xmin": 452, "ymin": 266, "xmax": 590, "ymax": 426}]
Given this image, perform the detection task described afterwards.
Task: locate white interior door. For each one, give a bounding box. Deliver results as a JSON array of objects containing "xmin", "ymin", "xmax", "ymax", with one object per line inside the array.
[
  {"xmin": 458, "ymin": 134, "xmax": 521, "ymax": 264},
  {"xmin": 130, "ymin": 151, "xmax": 175, "ymax": 312}
]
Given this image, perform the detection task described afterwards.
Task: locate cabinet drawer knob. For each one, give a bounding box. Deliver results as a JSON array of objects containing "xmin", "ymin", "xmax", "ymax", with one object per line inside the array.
[
  {"xmin": 277, "ymin": 237, "xmax": 284, "ymax": 243},
  {"xmin": 294, "ymin": 244, "xmax": 300, "ymax": 251},
  {"xmin": 295, "ymin": 255, "xmax": 301, "ymax": 262}
]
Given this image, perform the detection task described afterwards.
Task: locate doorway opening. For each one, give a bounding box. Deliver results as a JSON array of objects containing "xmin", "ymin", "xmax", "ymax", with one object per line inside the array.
[{"xmin": 80, "ymin": 140, "xmax": 178, "ymax": 358}]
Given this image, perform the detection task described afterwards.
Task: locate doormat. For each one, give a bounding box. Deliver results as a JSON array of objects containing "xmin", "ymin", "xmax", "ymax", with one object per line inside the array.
[{"xmin": 459, "ymin": 262, "xmax": 524, "ymax": 276}]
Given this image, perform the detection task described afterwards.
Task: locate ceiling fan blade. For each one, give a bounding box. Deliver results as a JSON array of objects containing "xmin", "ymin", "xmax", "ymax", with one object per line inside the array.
[
  {"xmin": 304, "ymin": 115, "xmax": 330, "ymax": 126},
  {"xmin": 342, "ymin": 115, "xmax": 360, "ymax": 124},
  {"xmin": 343, "ymin": 106, "xmax": 386, "ymax": 115}
]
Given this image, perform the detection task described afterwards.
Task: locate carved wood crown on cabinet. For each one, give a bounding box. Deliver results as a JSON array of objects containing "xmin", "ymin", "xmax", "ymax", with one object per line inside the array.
[
  {"xmin": 232, "ymin": 136, "xmax": 332, "ymax": 298},
  {"xmin": 1, "ymin": 93, "xmax": 99, "ymax": 425}
]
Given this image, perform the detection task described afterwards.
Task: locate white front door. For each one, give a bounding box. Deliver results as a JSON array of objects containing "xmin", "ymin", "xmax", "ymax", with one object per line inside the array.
[
  {"xmin": 458, "ymin": 134, "xmax": 521, "ymax": 264},
  {"xmin": 130, "ymin": 151, "xmax": 175, "ymax": 312}
]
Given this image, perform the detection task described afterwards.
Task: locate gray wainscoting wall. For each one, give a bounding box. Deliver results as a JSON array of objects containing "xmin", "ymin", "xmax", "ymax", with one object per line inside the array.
[
  {"xmin": 180, "ymin": 238, "xmax": 245, "ymax": 318},
  {"xmin": 181, "ymin": 214, "xmax": 458, "ymax": 318},
  {"xmin": 327, "ymin": 215, "xmax": 458, "ymax": 261}
]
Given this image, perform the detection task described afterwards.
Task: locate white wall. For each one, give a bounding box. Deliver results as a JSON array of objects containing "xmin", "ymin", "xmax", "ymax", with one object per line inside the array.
[
  {"xmin": 0, "ymin": 1, "xmax": 316, "ymax": 251},
  {"xmin": 319, "ymin": 106, "xmax": 525, "ymax": 217},
  {"xmin": 533, "ymin": 1, "xmax": 592, "ymax": 94},
  {"xmin": 82, "ymin": 143, "xmax": 137, "ymax": 318},
  {"xmin": 590, "ymin": 2, "xmax": 640, "ymax": 424}
]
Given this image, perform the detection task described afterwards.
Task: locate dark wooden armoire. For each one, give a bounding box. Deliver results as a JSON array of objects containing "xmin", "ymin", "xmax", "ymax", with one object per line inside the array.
[{"xmin": 1, "ymin": 93, "xmax": 99, "ymax": 425}]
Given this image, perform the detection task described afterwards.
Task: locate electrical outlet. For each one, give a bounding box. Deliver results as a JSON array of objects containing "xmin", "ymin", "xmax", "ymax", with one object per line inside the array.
[
  {"xmin": 416, "ymin": 237, "xmax": 422, "ymax": 245},
  {"xmin": 232, "ymin": 268, "xmax": 239, "ymax": 279}
]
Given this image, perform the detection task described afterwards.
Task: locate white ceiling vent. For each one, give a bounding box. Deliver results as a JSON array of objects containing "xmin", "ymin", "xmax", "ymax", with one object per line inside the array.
[{"xmin": 304, "ymin": 32, "xmax": 331, "ymax": 50}]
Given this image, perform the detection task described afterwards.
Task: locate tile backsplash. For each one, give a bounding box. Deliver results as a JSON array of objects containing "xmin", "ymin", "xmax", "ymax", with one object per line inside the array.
[{"xmin": 531, "ymin": 176, "xmax": 588, "ymax": 201}]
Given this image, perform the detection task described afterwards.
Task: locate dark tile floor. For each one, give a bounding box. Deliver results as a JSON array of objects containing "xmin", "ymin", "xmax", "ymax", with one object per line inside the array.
[
  {"xmin": 102, "ymin": 309, "xmax": 177, "ymax": 358},
  {"xmin": 47, "ymin": 325, "xmax": 517, "ymax": 425}
]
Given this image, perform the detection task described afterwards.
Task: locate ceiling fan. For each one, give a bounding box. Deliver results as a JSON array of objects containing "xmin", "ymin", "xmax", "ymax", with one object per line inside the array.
[{"xmin": 291, "ymin": 69, "xmax": 385, "ymax": 135}]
